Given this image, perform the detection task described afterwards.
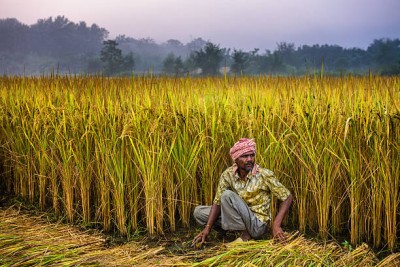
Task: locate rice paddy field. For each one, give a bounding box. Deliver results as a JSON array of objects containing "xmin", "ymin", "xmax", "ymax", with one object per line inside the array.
[{"xmin": 0, "ymin": 75, "xmax": 399, "ymax": 266}]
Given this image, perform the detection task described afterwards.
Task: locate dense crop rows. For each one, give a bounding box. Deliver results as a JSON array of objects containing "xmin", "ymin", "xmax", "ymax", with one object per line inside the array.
[{"xmin": 0, "ymin": 75, "xmax": 398, "ymax": 250}]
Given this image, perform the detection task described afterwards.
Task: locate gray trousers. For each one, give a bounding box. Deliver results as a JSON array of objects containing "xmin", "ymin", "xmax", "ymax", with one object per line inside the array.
[{"xmin": 193, "ymin": 190, "xmax": 267, "ymax": 239}]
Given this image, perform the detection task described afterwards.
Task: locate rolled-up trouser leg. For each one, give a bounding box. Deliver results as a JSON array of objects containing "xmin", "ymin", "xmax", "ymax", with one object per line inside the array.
[{"xmin": 220, "ymin": 190, "xmax": 267, "ymax": 239}]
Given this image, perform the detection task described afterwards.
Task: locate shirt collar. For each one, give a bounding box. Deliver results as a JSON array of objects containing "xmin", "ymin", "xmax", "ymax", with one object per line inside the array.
[{"xmin": 232, "ymin": 163, "xmax": 260, "ymax": 179}]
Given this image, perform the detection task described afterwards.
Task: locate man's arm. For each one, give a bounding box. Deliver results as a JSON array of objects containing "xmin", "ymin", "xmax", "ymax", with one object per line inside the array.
[
  {"xmin": 272, "ymin": 194, "xmax": 293, "ymax": 241},
  {"xmin": 192, "ymin": 204, "xmax": 221, "ymax": 247}
]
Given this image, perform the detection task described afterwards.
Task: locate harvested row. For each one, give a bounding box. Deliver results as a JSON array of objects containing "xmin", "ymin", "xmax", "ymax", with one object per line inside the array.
[
  {"xmin": 1, "ymin": 206, "xmax": 399, "ymax": 266},
  {"xmin": 0, "ymin": 207, "xmax": 166, "ymax": 266}
]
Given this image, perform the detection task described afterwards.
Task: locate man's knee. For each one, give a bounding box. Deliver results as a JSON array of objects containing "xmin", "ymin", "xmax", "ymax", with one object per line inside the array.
[
  {"xmin": 193, "ymin": 206, "xmax": 201, "ymax": 219},
  {"xmin": 221, "ymin": 190, "xmax": 237, "ymax": 203},
  {"xmin": 193, "ymin": 205, "xmax": 210, "ymax": 226}
]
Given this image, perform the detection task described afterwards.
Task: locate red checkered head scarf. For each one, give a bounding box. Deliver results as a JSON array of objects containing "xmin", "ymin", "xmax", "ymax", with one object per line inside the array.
[{"xmin": 229, "ymin": 138, "xmax": 256, "ymax": 162}]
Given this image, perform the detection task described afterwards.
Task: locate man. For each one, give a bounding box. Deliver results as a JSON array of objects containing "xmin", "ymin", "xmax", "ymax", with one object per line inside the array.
[{"xmin": 192, "ymin": 138, "xmax": 293, "ymax": 246}]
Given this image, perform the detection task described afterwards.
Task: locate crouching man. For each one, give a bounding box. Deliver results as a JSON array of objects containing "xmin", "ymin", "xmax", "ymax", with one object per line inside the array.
[{"xmin": 192, "ymin": 138, "xmax": 293, "ymax": 246}]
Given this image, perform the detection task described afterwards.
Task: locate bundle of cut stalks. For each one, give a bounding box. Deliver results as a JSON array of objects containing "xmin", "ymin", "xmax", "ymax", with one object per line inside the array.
[
  {"xmin": 188, "ymin": 233, "xmax": 400, "ymax": 267},
  {"xmin": 0, "ymin": 207, "xmax": 165, "ymax": 266},
  {"xmin": 1, "ymin": 206, "xmax": 399, "ymax": 266}
]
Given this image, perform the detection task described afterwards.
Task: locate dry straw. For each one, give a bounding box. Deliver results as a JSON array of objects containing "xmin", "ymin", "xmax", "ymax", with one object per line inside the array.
[{"xmin": 189, "ymin": 233, "xmax": 400, "ymax": 267}]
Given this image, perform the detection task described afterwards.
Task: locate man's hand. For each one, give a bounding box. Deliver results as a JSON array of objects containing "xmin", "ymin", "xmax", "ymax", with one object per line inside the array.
[
  {"xmin": 192, "ymin": 226, "xmax": 211, "ymax": 248},
  {"xmin": 272, "ymin": 194, "xmax": 293, "ymax": 243},
  {"xmin": 192, "ymin": 204, "xmax": 220, "ymax": 248},
  {"xmin": 272, "ymin": 224, "xmax": 286, "ymax": 242}
]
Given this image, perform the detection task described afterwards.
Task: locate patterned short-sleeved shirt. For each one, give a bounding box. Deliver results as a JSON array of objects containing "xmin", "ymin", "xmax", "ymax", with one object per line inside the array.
[{"xmin": 213, "ymin": 165, "xmax": 291, "ymax": 223}]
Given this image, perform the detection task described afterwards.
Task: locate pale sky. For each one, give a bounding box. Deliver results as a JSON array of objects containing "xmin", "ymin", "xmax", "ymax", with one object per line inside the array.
[{"xmin": 1, "ymin": 0, "xmax": 399, "ymax": 51}]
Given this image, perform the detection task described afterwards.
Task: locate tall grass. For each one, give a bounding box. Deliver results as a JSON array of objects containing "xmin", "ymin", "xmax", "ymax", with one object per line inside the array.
[{"xmin": 0, "ymin": 75, "xmax": 398, "ymax": 250}]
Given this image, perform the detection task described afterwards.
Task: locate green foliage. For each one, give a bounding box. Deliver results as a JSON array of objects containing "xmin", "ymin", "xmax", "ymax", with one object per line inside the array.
[
  {"xmin": 342, "ymin": 240, "xmax": 353, "ymax": 252},
  {"xmin": 368, "ymin": 38, "xmax": 400, "ymax": 75},
  {"xmin": 162, "ymin": 53, "xmax": 185, "ymax": 75},
  {"xmin": 0, "ymin": 16, "xmax": 399, "ymax": 76},
  {"xmin": 231, "ymin": 49, "xmax": 250, "ymax": 75},
  {"xmin": 0, "ymin": 16, "xmax": 108, "ymax": 75},
  {"xmin": 193, "ymin": 42, "xmax": 224, "ymax": 76},
  {"xmin": 100, "ymin": 40, "xmax": 134, "ymax": 75}
]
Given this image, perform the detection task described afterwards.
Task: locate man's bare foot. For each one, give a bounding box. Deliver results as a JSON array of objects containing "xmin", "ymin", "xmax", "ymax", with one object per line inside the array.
[{"xmin": 240, "ymin": 230, "xmax": 251, "ymax": 241}]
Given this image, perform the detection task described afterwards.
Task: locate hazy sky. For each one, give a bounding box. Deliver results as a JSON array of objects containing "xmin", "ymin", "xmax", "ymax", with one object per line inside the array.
[{"xmin": 1, "ymin": 0, "xmax": 399, "ymax": 51}]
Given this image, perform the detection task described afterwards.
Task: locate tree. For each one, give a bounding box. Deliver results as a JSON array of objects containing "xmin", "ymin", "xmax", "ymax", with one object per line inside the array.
[
  {"xmin": 162, "ymin": 53, "xmax": 185, "ymax": 75},
  {"xmin": 29, "ymin": 16, "xmax": 107, "ymax": 57},
  {"xmin": 162, "ymin": 53, "xmax": 176, "ymax": 74},
  {"xmin": 100, "ymin": 40, "xmax": 134, "ymax": 75},
  {"xmin": 164, "ymin": 39, "xmax": 183, "ymax": 48},
  {"xmin": 174, "ymin": 56, "xmax": 184, "ymax": 75},
  {"xmin": 193, "ymin": 42, "xmax": 224, "ymax": 76},
  {"xmin": 231, "ymin": 49, "xmax": 250, "ymax": 75},
  {"xmin": 122, "ymin": 52, "xmax": 135, "ymax": 73},
  {"xmin": 271, "ymin": 52, "xmax": 285, "ymax": 73},
  {"xmin": 183, "ymin": 54, "xmax": 198, "ymax": 75},
  {"xmin": 0, "ymin": 18, "xmax": 29, "ymax": 53},
  {"xmin": 367, "ymin": 38, "xmax": 400, "ymax": 74},
  {"xmin": 186, "ymin": 37, "xmax": 207, "ymax": 52}
]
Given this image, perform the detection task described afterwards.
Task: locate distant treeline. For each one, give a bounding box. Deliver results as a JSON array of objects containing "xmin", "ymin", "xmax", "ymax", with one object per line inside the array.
[{"xmin": 0, "ymin": 16, "xmax": 399, "ymax": 76}]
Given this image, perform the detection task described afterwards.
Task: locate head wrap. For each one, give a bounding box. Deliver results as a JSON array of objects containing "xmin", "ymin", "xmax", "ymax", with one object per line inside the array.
[{"xmin": 229, "ymin": 138, "xmax": 256, "ymax": 161}]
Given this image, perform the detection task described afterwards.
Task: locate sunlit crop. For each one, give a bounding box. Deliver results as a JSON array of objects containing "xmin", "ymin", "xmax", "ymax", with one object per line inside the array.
[{"xmin": 0, "ymin": 74, "xmax": 398, "ymax": 251}]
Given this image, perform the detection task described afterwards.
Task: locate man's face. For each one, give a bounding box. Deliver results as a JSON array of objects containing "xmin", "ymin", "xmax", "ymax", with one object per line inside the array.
[{"xmin": 236, "ymin": 152, "xmax": 255, "ymax": 173}]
